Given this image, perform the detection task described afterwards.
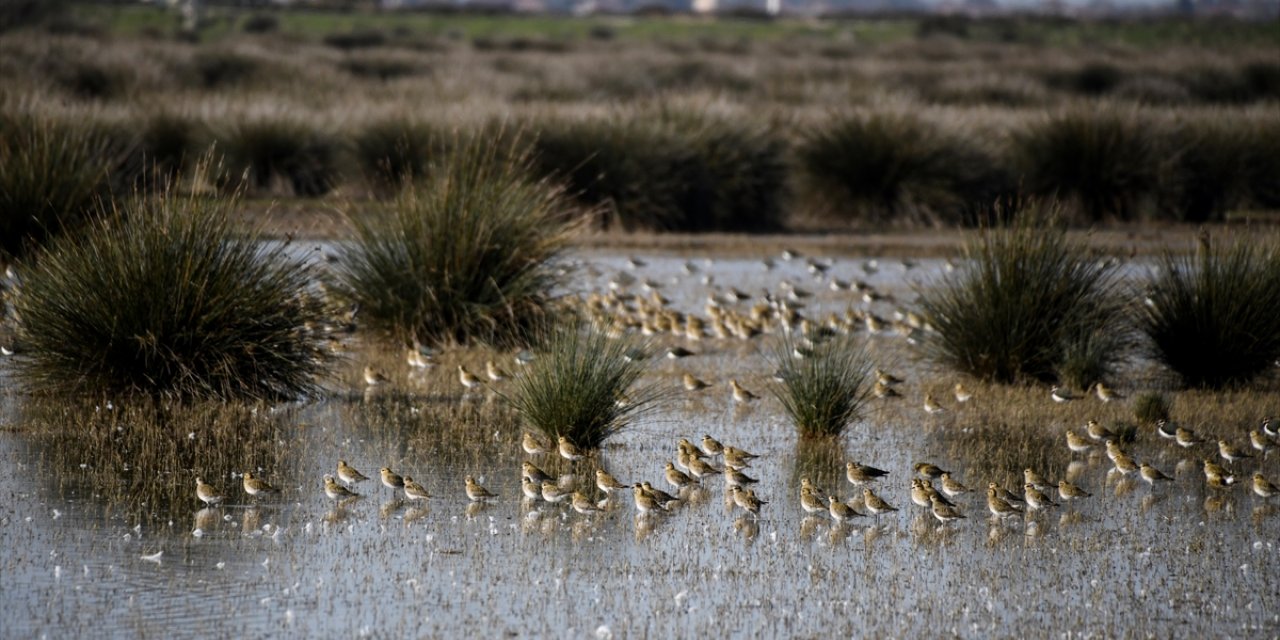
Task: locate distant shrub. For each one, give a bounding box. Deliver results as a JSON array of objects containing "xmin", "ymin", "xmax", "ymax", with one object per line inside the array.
[
  {"xmin": 1013, "ymin": 110, "xmax": 1159, "ymax": 222},
  {"xmin": 1140, "ymin": 233, "xmax": 1280, "ymax": 389},
  {"xmin": 0, "ymin": 115, "xmax": 122, "ymax": 260},
  {"xmin": 334, "ymin": 137, "xmax": 578, "ymax": 346},
  {"xmin": 339, "ymin": 53, "xmax": 426, "ymax": 81},
  {"xmin": 530, "ymin": 115, "xmax": 787, "ymax": 232},
  {"xmin": 323, "ymin": 29, "xmax": 387, "ymax": 50},
  {"xmin": 1242, "ymin": 119, "xmax": 1280, "ymax": 209},
  {"xmin": 188, "ymin": 49, "xmax": 260, "ymax": 89},
  {"xmin": 53, "ymin": 59, "xmax": 129, "ymax": 100},
  {"xmin": 137, "ymin": 111, "xmax": 205, "ymax": 188},
  {"xmin": 12, "ymin": 183, "xmax": 328, "ymax": 400},
  {"xmin": 919, "ymin": 215, "xmax": 1128, "ymax": 384},
  {"xmin": 1157, "ymin": 120, "xmax": 1248, "ymax": 223},
  {"xmin": 796, "ymin": 112, "xmax": 1009, "ymax": 226},
  {"xmin": 241, "ymin": 13, "xmax": 279, "ymax": 34},
  {"xmin": 215, "ymin": 117, "xmax": 340, "ymax": 197},
  {"xmin": 352, "ymin": 118, "xmax": 447, "ymax": 194}
]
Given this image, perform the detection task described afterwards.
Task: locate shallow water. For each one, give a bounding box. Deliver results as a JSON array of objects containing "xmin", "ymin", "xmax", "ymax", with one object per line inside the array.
[{"xmin": 2, "ymin": 251, "xmax": 1278, "ymax": 638}]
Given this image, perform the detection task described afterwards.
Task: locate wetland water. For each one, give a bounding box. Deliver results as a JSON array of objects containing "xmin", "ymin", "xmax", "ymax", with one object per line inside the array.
[{"xmin": 1, "ymin": 251, "xmax": 1277, "ymax": 638}]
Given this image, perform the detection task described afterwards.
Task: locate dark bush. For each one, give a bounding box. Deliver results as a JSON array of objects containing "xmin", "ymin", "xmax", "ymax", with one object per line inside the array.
[
  {"xmin": 323, "ymin": 29, "xmax": 387, "ymax": 50},
  {"xmin": 1140, "ymin": 233, "xmax": 1280, "ymax": 389},
  {"xmin": 188, "ymin": 49, "xmax": 260, "ymax": 89},
  {"xmin": 529, "ymin": 115, "xmax": 787, "ymax": 232},
  {"xmin": 0, "ymin": 114, "xmax": 122, "ymax": 260},
  {"xmin": 339, "ymin": 54, "xmax": 426, "ymax": 81},
  {"xmin": 1156, "ymin": 120, "xmax": 1248, "ymax": 223},
  {"xmin": 351, "ymin": 118, "xmax": 446, "ymax": 194},
  {"xmin": 242, "ymin": 13, "xmax": 279, "ymax": 34},
  {"xmin": 796, "ymin": 112, "xmax": 1009, "ymax": 226},
  {"xmin": 12, "ymin": 183, "xmax": 329, "ymax": 400},
  {"xmin": 1013, "ymin": 110, "xmax": 1159, "ymax": 222},
  {"xmin": 215, "ymin": 117, "xmax": 341, "ymax": 197}
]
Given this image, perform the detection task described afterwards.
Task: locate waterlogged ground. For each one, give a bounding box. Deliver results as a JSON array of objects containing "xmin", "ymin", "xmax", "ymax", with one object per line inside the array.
[{"xmin": 2, "ymin": 251, "xmax": 1278, "ymax": 638}]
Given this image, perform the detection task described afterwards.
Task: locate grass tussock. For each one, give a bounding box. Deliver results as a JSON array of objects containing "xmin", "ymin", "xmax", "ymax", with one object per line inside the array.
[
  {"xmin": 1013, "ymin": 109, "xmax": 1159, "ymax": 222},
  {"xmin": 13, "ymin": 178, "xmax": 329, "ymax": 400},
  {"xmin": 335, "ymin": 136, "xmax": 578, "ymax": 347},
  {"xmin": 505, "ymin": 322, "xmax": 660, "ymax": 450},
  {"xmin": 351, "ymin": 118, "xmax": 447, "ymax": 194},
  {"xmin": 1132, "ymin": 391, "xmax": 1172, "ymax": 425},
  {"xmin": 919, "ymin": 214, "xmax": 1128, "ymax": 385},
  {"xmin": 1140, "ymin": 232, "xmax": 1280, "ymax": 389},
  {"xmin": 214, "ymin": 116, "xmax": 341, "ymax": 197},
  {"xmin": 529, "ymin": 114, "xmax": 787, "ymax": 232},
  {"xmin": 795, "ymin": 112, "xmax": 1008, "ymax": 226},
  {"xmin": 0, "ymin": 114, "xmax": 123, "ymax": 261},
  {"xmin": 770, "ymin": 333, "xmax": 874, "ymax": 440}
]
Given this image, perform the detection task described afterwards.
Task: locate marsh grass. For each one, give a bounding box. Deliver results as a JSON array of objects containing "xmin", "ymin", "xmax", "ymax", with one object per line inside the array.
[
  {"xmin": 504, "ymin": 322, "xmax": 661, "ymax": 450},
  {"xmin": 1140, "ymin": 233, "xmax": 1280, "ymax": 389},
  {"xmin": 215, "ymin": 116, "xmax": 341, "ymax": 197},
  {"xmin": 351, "ymin": 118, "xmax": 447, "ymax": 194},
  {"xmin": 13, "ymin": 178, "xmax": 329, "ymax": 400},
  {"xmin": 335, "ymin": 136, "xmax": 578, "ymax": 347},
  {"xmin": 795, "ymin": 112, "xmax": 1008, "ymax": 226},
  {"xmin": 27, "ymin": 399, "xmax": 290, "ymax": 523},
  {"xmin": 529, "ymin": 114, "xmax": 787, "ymax": 232},
  {"xmin": 919, "ymin": 215, "xmax": 1128, "ymax": 384},
  {"xmin": 0, "ymin": 114, "xmax": 122, "ymax": 260},
  {"xmin": 769, "ymin": 333, "xmax": 874, "ymax": 440},
  {"xmin": 1132, "ymin": 391, "xmax": 1171, "ymax": 425}
]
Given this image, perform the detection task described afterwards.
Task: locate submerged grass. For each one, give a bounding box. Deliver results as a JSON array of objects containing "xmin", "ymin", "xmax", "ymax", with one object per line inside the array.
[
  {"xmin": 26, "ymin": 399, "xmax": 291, "ymax": 523},
  {"xmin": 334, "ymin": 136, "xmax": 579, "ymax": 347},
  {"xmin": 504, "ymin": 322, "xmax": 661, "ymax": 450},
  {"xmin": 770, "ymin": 333, "xmax": 874, "ymax": 440},
  {"xmin": 918, "ymin": 214, "xmax": 1128, "ymax": 385},
  {"xmin": 1140, "ymin": 232, "xmax": 1280, "ymax": 389},
  {"xmin": 12, "ymin": 178, "xmax": 329, "ymax": 400}
]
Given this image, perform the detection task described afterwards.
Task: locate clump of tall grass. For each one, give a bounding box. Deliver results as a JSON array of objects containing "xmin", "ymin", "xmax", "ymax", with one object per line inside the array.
[
  {"xmin": 12, "ymin": 178, "xmax": 329, "ymax": 400},
  {"xmin": 769, "ymin": 333, "xmax": 874, "ymax": 440},
  {"xmin": 529, "ymin": 114, "xmax": 787, "ymax": 232},
  {"xmin": 795, "ymin": 112, "xmax": 1008, "ymax": 226},
  {"xmin": 1242, "ymin": 118, "xmax": 1280, "ymax": 209},
  {"xmin": 1132, "ymin": 391, "xmax": 1171, "ymax": 425},
  {"xmin": 334, "ymin": 136, "xmax": 578, "ymax": 346},
  {"xmin": 351, "ymin": 118, "xmax": 446, "ymax": 193},
  {"xmin": 505, "ymin": 322, "xmax": 660, "ymax": 450},
  {"xmin": 0, "ymin": 114, "xmax": 121, "ymax": 260},
  {"xmin": 215, "ymin": 116, "xmax": 340, "ymax": 197},
  {"xmin": 1156, "ymin": 120, "xmax": 1248, "ymax": 223},
  {"xmin": 186, "ymin": 49, "xmax": 262, "ymax": 89},
  {"xmin": 1013, "ymin": 109, "xmax": 1159, "ymax": 221},
  {"xmin": 918, "ymin": 214, "xmax": 1128, "ymax": 384},
  {"xmin": 1139, "ymin": 233, "xmax": 1280, "ymax": 389}
]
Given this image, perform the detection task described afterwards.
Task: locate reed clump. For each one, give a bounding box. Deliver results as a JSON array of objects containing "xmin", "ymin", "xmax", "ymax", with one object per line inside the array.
[
  {"xmin": 334, "ymin": 136, "xmax": 578, "ymax": 347},
  {"xmin": 918, "ymin": 214, "xmax": 1128, "ymax": 384},
  {"xmin": 13, "ymin": 178, "xmax": 329, "ymax": 400},
  {"xmin": 505, "ymin": 322, "xmax": 660, "ymax": 450},
  {"xmin": 1140, "ymin": 233, "xmax": 1280, "ymax": 389}
]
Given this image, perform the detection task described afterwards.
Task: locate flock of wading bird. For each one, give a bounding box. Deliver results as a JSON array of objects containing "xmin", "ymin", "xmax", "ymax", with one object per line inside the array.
[{"xmin": 198, "ymin": 252, "xmax": 1280, "ymax": 531}]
